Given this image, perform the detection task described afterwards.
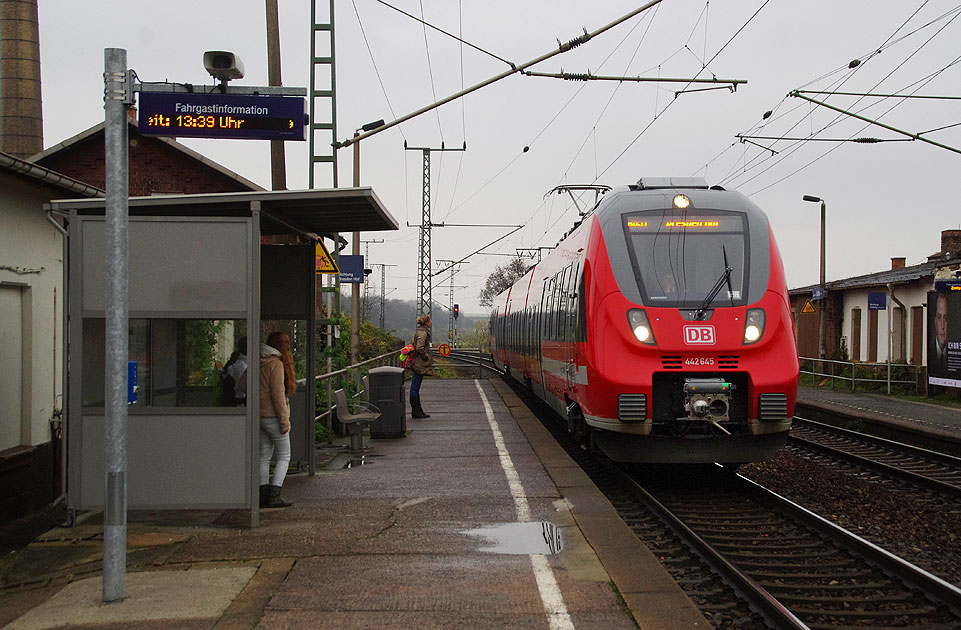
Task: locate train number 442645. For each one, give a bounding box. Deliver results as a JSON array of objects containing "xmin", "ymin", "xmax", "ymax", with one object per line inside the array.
[{"xmin": 685, "ymin": 357, "xmax": 716, "ymax": 366}]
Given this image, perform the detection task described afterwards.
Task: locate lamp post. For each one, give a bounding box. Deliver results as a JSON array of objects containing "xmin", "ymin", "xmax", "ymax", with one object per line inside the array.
[{"xmin": 803, "ymin": 195, "xmax": 827, "ymax": 363}]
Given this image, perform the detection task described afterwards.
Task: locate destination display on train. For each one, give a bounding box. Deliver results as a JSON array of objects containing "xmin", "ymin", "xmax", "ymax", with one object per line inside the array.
[
  {"xmin": 625, "ymin": 215, "xmax": 742, "ymax": 231},
  {"xmin": 137, "ymin": 92, "xmax": 307, "ymax": 141}
]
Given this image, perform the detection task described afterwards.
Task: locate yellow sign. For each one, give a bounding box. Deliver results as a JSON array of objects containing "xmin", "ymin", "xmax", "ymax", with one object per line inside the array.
[
  {"xmin": 438, "ymin": 344, "xmax": 451, "ymax": 357},
  {"xmin": 801, "ymin": 299, "xmax": 816, "ymax": 314},
  {"xmin": 315, "ymin": 239, "xmax": 339, "ymax": 274}
]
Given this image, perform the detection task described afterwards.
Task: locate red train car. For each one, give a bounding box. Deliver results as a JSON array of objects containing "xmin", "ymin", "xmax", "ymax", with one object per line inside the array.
[{"xmin": 490, "ymin": 178, "xmax": 799, "ymax": 464}]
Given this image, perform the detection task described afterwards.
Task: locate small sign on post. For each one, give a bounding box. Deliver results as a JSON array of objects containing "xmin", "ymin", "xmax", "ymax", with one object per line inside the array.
[
  {"xmin": 812, "ymin": 286, "xmax": 825, "ymax": 300},
  {"xmin": 339, "ymin": 255, "xmax": 365, "ymax": 284}
]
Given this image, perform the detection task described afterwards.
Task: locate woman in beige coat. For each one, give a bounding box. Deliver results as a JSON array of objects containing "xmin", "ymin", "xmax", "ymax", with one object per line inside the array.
[
  {"xmin": 259, "ymin": 331, "xmax": 296, "ymax": 508},
  {"xmin": 409, "ymin": 314, "xmax": 434, "ymax": 418}
]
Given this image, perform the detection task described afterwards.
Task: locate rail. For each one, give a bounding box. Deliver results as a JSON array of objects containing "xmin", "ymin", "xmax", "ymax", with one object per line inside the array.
[{"xmin": 799, "ymin": 356, "xmax": 921, "ymax": 394}]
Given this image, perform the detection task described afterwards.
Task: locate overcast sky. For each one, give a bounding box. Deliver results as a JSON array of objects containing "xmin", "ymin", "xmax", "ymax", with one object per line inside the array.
[{"xmin": 37, "ymin": 0, "xmax": 961, "ymax": 315}]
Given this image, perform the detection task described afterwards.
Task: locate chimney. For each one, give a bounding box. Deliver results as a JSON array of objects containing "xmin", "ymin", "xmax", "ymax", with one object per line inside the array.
[
  {"xmin": 891, "ymin": 257, "xmax": 905, "ymax": 270},
  {"xmin": 0, "ymin": 0, "xmax": 44, "ymax": 158},
  {"xmin": 942, "ymin": 229, "xmax": 961, "ymax": 258}
]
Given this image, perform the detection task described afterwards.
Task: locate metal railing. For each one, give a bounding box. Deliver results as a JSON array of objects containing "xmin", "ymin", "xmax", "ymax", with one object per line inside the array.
[
  {"xmin": 799, "ymin": 356, "xmax": 922, "ymax": 394},
  {"xmin": 306, "ymin": 351, "xmax": 399, "ymax": 444}
]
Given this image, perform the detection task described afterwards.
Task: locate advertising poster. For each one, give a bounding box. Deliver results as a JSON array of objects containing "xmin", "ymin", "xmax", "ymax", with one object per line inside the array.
[{"xmin": 928, "ymin": 289, "xmax": 961, "ymax": 388}]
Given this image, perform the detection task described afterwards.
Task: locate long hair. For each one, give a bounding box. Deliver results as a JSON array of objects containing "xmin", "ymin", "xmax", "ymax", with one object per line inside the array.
[
  {"xmin": 267, "ymin": 331, "xmax": 297, "ymax": 396},
  {"xmin": 416, "ymin": 314, "xmax": 431, "ymax": 327}
]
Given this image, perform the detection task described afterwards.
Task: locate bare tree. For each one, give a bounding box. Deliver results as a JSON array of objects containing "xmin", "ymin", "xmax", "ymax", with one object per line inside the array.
[{"xmin": 479, "ymin": 257, "xmax": 530, "ymax": 308}]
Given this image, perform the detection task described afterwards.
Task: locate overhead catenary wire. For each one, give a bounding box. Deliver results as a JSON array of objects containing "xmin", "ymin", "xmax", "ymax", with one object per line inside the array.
[
  {"xmin": 718, "ymin": 3, "xmax": 961, "ymax": 192},
  {"xmin": 350, "ymin": 0, "xmax": 406, "ymax": 142}
]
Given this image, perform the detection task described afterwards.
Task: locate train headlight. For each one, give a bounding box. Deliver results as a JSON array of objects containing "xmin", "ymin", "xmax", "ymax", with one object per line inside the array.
[
  {"xmin": 627, "ymin": 309, "xmax": 656, "ymax": 345},
  {"xmin": 743, "ymin": 308, "xmax": 766, "ymax": 344},
  {"xmin": 673, "ymin": 194, "xmax": 691, "ymax": 209}
]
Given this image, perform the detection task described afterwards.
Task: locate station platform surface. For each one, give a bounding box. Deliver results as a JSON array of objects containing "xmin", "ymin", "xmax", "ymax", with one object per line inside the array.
[
  {"xmin": 0, "ymin": 378, "xmax": 709, "ymax": 630},
  {"xmin": 796, "ymin": 383, "xmax": 961, "ymax": 440}
]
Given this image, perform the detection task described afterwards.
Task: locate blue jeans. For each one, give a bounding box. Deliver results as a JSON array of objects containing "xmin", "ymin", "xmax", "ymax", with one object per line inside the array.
[
  {"xmin": 410, "ymin": 372, "xmax": 424, "ymax": 398},
  {"xmin": 260, "ymin": 417, "xmax": 290, "ymax": 486}
]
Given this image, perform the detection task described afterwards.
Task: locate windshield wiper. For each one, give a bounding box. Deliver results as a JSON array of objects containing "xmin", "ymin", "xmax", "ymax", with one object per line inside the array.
[{"xmin": 693, "ymin": 246, "xmax": 733, "ymax": 321}]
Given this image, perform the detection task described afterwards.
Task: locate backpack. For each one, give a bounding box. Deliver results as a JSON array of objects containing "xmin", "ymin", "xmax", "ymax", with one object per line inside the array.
[{"xmin": 399, "ymin": 344, "xmax": 415, "ymax": 369}]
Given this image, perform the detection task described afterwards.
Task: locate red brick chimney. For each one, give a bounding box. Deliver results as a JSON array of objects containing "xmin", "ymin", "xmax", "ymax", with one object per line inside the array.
[
  {"xmin": 942, "ymin": 230, "xmax": 961, "ymax": 258},
  {"xmin": 891, "ymin": 257, "xmax": 905, "ymax": 270},
  {"xmin": 0, "ymin": 0, "xmax": 44, "ymax": 158}
]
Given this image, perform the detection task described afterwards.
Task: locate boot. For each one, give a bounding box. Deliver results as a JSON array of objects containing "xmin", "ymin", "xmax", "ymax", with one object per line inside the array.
[
  {"xmin": 259, "ymin": 484, "xmax": 269, "ymax": 508},
  {"xmin": 266, "ymin": 485, "xmax": 292, "ymax": 508},
  {"xmin": 410, "ymin": 395, "xmax": 430, "ymax": 419}
]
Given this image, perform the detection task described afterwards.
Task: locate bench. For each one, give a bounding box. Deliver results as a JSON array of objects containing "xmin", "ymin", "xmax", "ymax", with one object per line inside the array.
[{"xmin": 334, "ymin": 388, "xmax": 381, "ymax": 453}]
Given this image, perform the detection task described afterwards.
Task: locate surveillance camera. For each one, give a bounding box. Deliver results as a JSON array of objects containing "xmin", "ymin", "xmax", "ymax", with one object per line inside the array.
[{"xmin": 203, "ymin": 51, "xmax": 245, "ymax": 82}]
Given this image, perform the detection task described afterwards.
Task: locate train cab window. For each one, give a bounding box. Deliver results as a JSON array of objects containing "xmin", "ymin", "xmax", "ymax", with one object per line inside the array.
[{"xmin": 622, "ymin": 210, "xmax": 748, "ymax": 308}]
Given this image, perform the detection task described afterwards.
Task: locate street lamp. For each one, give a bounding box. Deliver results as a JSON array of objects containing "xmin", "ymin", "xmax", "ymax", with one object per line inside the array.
[{"xmin": 802, "ymin": 195, "xmax": 826, "ymax": 361}]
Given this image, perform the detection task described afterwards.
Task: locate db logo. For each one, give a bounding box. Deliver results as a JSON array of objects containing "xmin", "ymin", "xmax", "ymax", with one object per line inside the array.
[{"xmin": 683, "ymin": 325, "xmax": 716, "ymax": 345}]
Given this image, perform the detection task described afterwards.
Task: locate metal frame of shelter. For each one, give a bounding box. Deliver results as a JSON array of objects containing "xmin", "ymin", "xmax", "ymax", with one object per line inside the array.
[{"xmin": 48, "ymin": 188, "xmax": 397, "ymax": 527}]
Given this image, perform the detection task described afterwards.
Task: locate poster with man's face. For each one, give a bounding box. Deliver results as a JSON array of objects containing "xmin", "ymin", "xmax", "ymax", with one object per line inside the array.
[{"xmin": 928, "ymin": 290, "xmax": 961, "ymax": 387}]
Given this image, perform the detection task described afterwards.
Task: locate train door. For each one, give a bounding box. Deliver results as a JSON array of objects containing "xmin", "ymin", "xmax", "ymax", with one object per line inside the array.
[
  {"xmin": 564, "ymin": 263, "xmax": 580, "ymax": 393},
  {"xmin": 534, "ymin": 281, "xmax": 547, "ymax": 399}
]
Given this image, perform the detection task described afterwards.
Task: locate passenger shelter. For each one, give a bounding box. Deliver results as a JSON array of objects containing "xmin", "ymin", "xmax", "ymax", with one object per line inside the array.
[{"xmin": 47, "ymin": 188, "xmax": 397, "ymax": 526}]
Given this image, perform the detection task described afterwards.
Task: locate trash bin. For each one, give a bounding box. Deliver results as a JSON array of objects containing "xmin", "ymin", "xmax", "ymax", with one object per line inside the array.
[{"xmin": 368, "ymin": 366, "xmax": 406, "ymax": 438}]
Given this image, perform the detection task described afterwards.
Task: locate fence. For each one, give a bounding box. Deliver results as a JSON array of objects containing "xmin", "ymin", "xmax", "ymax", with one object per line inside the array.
[{"xmin": 799, "ymin": 356, "xmax": 922, "ymax": 394}]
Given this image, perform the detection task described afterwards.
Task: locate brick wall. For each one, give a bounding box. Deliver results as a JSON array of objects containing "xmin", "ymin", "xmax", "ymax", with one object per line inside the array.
[{"xmin": 35, "ymin": 127, "xmax": 258, "ymax": 196}]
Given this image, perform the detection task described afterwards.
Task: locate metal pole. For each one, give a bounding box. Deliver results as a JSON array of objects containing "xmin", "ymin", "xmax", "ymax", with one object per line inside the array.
[
  {"xmin": 887, "ymin": 287, "xmax": 892, "ymax": 394},
  {"xmin": 819, "ymin": 200, "xmax": 826, "ymax": 364},
  {"xmin": 351, "ymin": 135, "xmax": 360, "ymax": 364},
  {"xmin": 266, "ymin": 0, "xmax": 287, "ymax": 191},
  {"xmin": 102, "ymin": 47, "xmax": 129, "ymax": 603}
]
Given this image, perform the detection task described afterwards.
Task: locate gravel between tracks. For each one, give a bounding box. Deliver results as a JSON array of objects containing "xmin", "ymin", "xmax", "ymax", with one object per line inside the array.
[{"xmin": 741, "ymin": 450, "xmax": 961, "ymax": 588}]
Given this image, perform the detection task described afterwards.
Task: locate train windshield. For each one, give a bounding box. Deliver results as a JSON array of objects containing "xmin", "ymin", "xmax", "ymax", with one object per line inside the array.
[{"xmin": 622, "ymin": 210, "xmax": 748, "ymax": 308}]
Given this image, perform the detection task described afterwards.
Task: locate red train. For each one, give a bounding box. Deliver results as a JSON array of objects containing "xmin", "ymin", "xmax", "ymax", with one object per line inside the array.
[{"xmin": 490, "ymin": 177, "xmax": 799, "ymax": 464}]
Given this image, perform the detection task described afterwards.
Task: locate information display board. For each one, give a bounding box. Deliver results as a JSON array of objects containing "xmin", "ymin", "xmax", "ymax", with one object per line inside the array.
[{"xmin": 138, "ymin": 92, "xmax": 307, "ymax": 141}]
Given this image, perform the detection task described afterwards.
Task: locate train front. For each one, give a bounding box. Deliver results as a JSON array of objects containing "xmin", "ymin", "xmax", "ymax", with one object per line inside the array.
[{"xmin": 583, "ymin": 179, "xmax": 798, "ymax": 464}]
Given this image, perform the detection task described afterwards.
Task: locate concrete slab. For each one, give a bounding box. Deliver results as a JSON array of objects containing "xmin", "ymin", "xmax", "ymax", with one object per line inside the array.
[{"xmin": 4, "ymin": 566, "xmax": 256, "ymax": 630}]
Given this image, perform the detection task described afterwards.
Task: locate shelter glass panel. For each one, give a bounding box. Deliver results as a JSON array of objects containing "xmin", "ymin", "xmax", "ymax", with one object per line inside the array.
[{"xmin": 82, "ymin": 318, "xmax": 247, "ymax": 408}]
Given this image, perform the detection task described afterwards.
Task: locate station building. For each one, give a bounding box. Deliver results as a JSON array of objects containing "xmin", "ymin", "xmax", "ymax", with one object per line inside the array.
[{"xmin": 790, "ymin": 229, "xmax": 961, "ymax": 390}]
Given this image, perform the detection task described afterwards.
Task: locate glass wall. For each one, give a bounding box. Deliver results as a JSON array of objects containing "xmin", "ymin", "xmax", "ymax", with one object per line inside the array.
[{"xmin": 82, "ymin": 319, "xmax": 247, "ymax": 408}]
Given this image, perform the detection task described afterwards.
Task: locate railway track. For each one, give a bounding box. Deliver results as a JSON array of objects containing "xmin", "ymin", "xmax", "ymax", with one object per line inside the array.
[
  {"xmin": 625, "ymin": 467, "xmax": 961, "ymax": 629},
  {"xmin": 448, "ymin": 357, "xmax": 961, "ymax": 627},
  {"xmin": 488, "ymin": 372, "xmax": 961, "ymax": 629},
  {"xmin": 789, "ymin": 417, "xmax": 961, "ymax": 501}
]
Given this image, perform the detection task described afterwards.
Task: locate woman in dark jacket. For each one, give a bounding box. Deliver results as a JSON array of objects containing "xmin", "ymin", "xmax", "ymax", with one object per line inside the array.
[{"xmin": 410, "ymin": 314, "xmax": 434, "ymax": 418}]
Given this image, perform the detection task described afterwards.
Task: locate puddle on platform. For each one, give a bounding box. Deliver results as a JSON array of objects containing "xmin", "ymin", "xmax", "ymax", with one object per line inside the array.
[{"xmin": 464, "ymin": 521, "xmax": 563, "ymax": 555}]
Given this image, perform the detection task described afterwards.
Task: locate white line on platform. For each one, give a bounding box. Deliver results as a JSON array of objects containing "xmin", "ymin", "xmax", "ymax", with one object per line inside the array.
[{"xmin": 474, "ymin": 380, "xmax": 575, "ymax": 630}]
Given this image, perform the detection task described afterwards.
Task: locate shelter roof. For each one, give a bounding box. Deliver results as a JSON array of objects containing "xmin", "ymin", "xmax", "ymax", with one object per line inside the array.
[{"xmin": 45, "ymin": 187, "xmax": 399, "ymax": 237}]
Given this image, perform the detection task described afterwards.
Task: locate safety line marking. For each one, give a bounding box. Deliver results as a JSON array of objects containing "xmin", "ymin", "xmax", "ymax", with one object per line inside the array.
[{"xmin": 474, "ymin": 380, "xmax": 575, "ymax": 630}]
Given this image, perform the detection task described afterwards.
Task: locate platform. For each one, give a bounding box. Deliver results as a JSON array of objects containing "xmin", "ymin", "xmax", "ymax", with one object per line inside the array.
[{"xmin": 0, "ymin": 378, "xmax": 708, "ymax": 630}]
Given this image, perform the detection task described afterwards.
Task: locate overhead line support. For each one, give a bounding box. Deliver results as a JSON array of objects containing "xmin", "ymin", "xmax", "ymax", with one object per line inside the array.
[
  {"xmin": 789, "ymin": 90, "xmax": 961, "ymax": 156},
  {"xmin": 335, "ymin": 0, "xmax": 667, "ymax": 149}
]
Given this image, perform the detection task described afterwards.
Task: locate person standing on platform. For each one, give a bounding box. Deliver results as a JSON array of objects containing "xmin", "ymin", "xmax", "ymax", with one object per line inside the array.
[
  {"xmin": 410, "ymin": 314, "xmax": 435, "ymax": 419},
  {"xmin": 259, "ymin": 331, "xmax": 295, "ymax": 508}
]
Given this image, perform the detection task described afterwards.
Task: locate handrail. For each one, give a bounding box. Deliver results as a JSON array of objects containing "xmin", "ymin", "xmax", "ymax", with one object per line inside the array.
[
  {"xmin": 799, "ymin": 356, "xmax": 921, "ymax": 394},
  {"xmin": 309, "ymin": 351, "xmax": 399, "ymax": 444}
]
